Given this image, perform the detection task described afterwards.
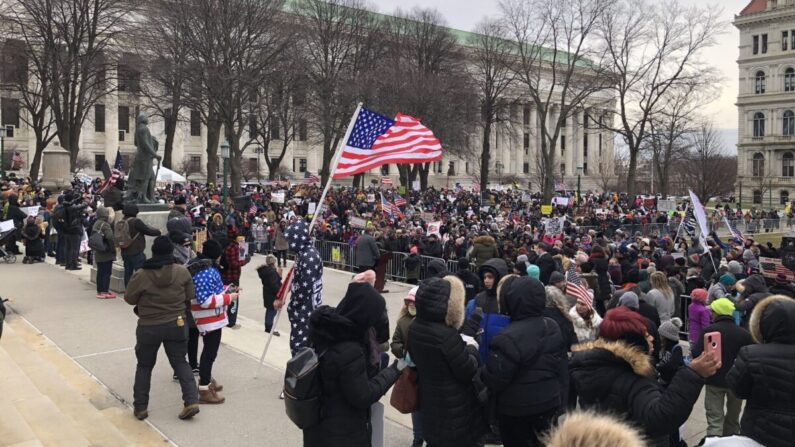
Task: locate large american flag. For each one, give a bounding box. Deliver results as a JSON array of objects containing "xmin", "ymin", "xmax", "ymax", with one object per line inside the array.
[
  {"xmin": 332, "ymin": 108, "xmax": 442, "ymax": 179},
  {"xmin": 566, "ymin": 261, "xmax": 592, "ymax": 309}
]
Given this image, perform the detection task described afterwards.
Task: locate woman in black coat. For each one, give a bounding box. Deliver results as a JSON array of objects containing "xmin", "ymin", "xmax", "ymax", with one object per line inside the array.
[
  {"xmin": 256, "ymin": 254, "xmax": 281, "ymax": 335},
  {"xmin": 409, "ymin": 275, "xmax": 486, "ymax": 447},
  {"xmin": 482, "ymin": 276, "xmax": 566, "ymax": 446},
  {"xmin": 303, "ymin": 281, "xmax": 401, "ymax": 447},
  {"xmin": 569, "ymin": 306, "xmax": 720, "ymax": 447},
  {"xmin": 589, "ymin": 245, "xmax": 612, "ymax": 315},
  {"xmin": 727, "ymin": 295, "xmax": 795, "ymax": 447}
]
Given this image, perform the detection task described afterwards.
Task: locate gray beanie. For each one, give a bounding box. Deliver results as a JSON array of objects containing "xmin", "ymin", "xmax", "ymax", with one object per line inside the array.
[
  {"xmin": 658, "ymin": 317, "xmax": 683, "ymax": 343},
  {"xmin": 517, "ymin": 254, "xmax": 529, "ymax": 264},
  {"xmin": 727, "ymin": 260, "xmax": 743, "ymax": 275},
  {"xmin": 549, "ymin": 271, "xmax": 566, "ymax": 285},
  {"xmin": 618, "ymin": 291, "xmax": 639, "ymax": 310}
]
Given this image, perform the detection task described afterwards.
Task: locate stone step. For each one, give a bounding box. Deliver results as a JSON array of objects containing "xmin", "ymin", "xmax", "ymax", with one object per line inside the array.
[{"xmin": 1, "ymin": 318, "xmax": 167, "ymax": 446}]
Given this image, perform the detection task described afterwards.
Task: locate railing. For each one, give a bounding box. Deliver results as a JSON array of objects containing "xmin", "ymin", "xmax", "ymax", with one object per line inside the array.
[{"xmin": 678, "ymin": 294, "xmax": 692, "ymax": 341}]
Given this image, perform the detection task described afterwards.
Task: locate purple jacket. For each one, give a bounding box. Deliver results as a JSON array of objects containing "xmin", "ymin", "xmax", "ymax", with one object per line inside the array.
[{"xmin": 688, "ymin": 301, "xmax": 711, "ymax": 342}]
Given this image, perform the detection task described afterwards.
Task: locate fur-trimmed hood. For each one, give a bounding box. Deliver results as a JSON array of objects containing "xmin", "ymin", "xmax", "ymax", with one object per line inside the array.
[
  {"xmin": 415, "ymin": 275, "xmax": 466, "ymax": 329},
  {"xmin": 472, "ymin": 235, "xmax": 496, "ymax": 246},
  {"xmin": 749, "ymin": 294, "xmax": 795, "ymax": 344},
  {"xmin": 571, "ymin": 339, "xmax": 655, "ymax": 378},
  {"xmin": 544, "ymin": 411, "xmax": 646, "ymax": 447}
]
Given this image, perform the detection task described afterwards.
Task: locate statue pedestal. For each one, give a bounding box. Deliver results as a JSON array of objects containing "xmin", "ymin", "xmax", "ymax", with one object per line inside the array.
[
  {"xmin": 40, "ymin": 146, "xmax": 71, "ymax": 190},
  {"xmin": 90, "ymin": 208, "xmax": 170, "ymax": 293}
]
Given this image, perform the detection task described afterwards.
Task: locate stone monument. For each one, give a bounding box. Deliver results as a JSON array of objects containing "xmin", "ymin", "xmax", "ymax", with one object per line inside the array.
[{"xmin": 40, "ymin": 146, "xmax": 72, "ymax": 191}]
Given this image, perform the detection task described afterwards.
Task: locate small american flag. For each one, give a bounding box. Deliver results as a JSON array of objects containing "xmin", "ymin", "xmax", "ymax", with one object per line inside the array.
[
  {"xmin": 566, "ymin": 261, "xmax": 592, "ymax": 309},
  {"xmin": 249, "ymin": 204, "xmax": 257, "ymax": 215},
  {"xmin": 332, "ymin": 107, "xmax": 442, "ymax": 179},
  {"xmin": 724, "ymin": 216, "xmax": 745, "ymax": 244},
  {"xmin": 381, "ymin": 176, "xmax": 393, "ymax": 185},
  {"xmin": 472, "ymin": 183, "xmax": 480, "ymax": 193},
  {"xmin": 381, "ymin": 192, "xmax": 403, "ymax": 218},
  {"xmin": 394, "ymin": 196, "xmax": 407, "ymax": 207},
  {"xmin": 304, "ymin": 171, "xmax": 320, "ymax": 184}
]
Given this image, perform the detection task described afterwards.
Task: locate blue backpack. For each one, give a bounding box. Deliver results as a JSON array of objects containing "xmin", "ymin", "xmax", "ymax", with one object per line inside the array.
[{"xmin": 465, "ymin": 299, "xmax": 510, "ymax": 362}]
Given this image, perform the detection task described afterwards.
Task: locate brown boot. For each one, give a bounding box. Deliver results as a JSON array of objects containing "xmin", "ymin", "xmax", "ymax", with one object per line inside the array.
[
  {"xmin": 178, "ymin": 403, "xmax": 200, "ymax": 420},
  {"xmin": 198, "ymin": 385, "xmax": 225, "ymax": 404},
  {"xmin": 209, "ymin": 377, "xmax": 223, "ymax": 392}
]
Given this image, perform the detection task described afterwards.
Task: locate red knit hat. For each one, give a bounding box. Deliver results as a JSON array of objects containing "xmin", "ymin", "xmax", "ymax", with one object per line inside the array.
[
  {"xmin": 690, "ymin": 288, "xmax": 708, "ymax": 304},
  {"xmin": 599, "ymin": 307, "xmax": 649, "ymax": 341}
]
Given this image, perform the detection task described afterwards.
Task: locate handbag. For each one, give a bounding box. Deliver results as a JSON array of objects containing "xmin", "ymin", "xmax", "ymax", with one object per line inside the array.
[{"xmin": 389, "ymin": 367, "xmax": 419, "ymax": 414}]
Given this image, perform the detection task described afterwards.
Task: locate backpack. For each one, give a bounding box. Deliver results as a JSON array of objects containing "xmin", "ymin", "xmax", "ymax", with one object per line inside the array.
[
  {"xmin": 51, "ymin": 204, "xmax": 66, "ymax": 231},
  {"xmin": 283, "ymin": 346, "xmax": 326, "ymax": 429},
  {"xmin": 88, "ymin": 225, "xmax": 109, "ymax": 252},
  {"xmin": 114, "ymin": 218, "xmax": 139, "ymax": 249}
]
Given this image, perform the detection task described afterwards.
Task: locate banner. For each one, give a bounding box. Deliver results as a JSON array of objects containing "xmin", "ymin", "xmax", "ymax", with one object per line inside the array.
[
  {"xmin": 657, "ymin": 198, "xmax": 676, "ymax": 212},
  {"xmin": 271, "ymin": 191, "xmax": 285, "ymax": 203},
  {"xmin": 688, "ymin": 190, "xmax": 709, "ymax": 237},
  {"xmin": 427, "ymin": 221, "xmax": 442, "ymax": 237},
  {"xmin": 540, "ymin": 205, "xmax": 553, "ymax": 215}
]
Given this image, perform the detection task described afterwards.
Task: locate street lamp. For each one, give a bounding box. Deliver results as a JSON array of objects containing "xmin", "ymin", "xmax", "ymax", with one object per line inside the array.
[
  {"xmin": 220, "ymin": 139, "xmax": 230, "ymax": 205},
  {"xmin": 576, "ymin": 165, "xmax": 583, "ymax": 206},
  {"xmin": 0, "ymin": 127, "xmax": 6, "ymax": 180}
]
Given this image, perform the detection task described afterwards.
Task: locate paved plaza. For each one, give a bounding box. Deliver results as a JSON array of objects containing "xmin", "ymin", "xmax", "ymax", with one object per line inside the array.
[{"xmin": 0, "ymin": 255, "xmax": 712, "ymax": 446}]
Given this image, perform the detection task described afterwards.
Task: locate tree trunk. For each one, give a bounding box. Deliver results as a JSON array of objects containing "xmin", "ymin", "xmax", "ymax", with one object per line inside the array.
[
  {"xmin": 626, "ymin": 149, "xmax": 638, "ymax": 198},
  {"xmin": 419, "ymin": 163, "xmax": 430, "ymax": 190},
  {"xmin": 228, "ymin": 131, "xmax": 242, "ymax": 197},
  {"xmin": 398, "ymin": 165, "xmax": 409, "ymax": 187},
  {"xmin": 163, "ymin": 115, "xmax": 176, "ymax": 169},
  {"xmin": 205, "ymin": 118, "xmax": 221, "ymax": 184},
  {"xmin": 541, "ymin": 137, "xmax": 555, "ymax": 202},
  {"xmin": 321, "ymin": 136, "xmax": 333, "ymax": 185},
  {"xmin": 480, "ymin": 120, "xmax": 492, "ymax": 194}
]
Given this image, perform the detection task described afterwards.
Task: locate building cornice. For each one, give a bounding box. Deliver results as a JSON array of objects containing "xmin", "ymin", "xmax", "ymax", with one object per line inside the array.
[{"xmin": 734, "ymin": 6, "xmax": 795, "ymax": 27}]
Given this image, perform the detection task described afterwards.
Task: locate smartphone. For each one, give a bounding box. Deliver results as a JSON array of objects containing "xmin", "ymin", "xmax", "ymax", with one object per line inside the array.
[{"xmin": 704, "ymin": 331, "xmax": 722, "ymax": 364}]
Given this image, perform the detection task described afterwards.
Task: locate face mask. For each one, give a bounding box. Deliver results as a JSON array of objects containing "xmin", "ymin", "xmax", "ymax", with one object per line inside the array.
[{"xmin": 408, "ymin": 306, "xmax": 417, "ymax": 316}]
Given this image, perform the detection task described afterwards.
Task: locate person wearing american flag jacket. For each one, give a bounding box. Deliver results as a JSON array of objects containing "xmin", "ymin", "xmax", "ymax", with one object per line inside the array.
[{"xmin": 279, "ymin": 220, "xmax": 323, "ymax": 355}]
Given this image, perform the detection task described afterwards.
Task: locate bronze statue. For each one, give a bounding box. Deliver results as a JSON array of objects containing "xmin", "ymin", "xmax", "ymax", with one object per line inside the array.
[{"xmin": 126, "ymin": 113, "xmax": 161, "ymax": 204}]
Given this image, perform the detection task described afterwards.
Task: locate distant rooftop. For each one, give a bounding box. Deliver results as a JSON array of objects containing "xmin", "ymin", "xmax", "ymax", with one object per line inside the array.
[{"xmin": 739, "ymin": 0, "xmax": 767, "ymax": 16}]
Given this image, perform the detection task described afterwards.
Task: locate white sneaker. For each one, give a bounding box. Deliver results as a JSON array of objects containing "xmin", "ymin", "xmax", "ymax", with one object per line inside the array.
[{"xmin": 279, "ymin": 391, "xmax": 284, "ymax": 400}]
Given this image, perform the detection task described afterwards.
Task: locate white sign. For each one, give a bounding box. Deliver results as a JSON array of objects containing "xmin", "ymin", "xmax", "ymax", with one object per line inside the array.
[
  {"xmin": 412, "ymin": 181, "xmax": 420, "ymax": 191},
  {"xmin": 427, "ymin": 221, "xmax": 442, "ymax": 237},
  {"xmin": 657, "ymin": 198, "xmax": 677, "ymax": 212},
  {"xmin": 366, "ymin": 194, "xmax": 376, "ymax": 203},
  {"xmin": 0, "ymin": 220, "xmax": 14, "ymax": 232},
  {"xmin": 21, "ymin": 206, "xmax": 40, "ymax": 217},
  {"xmin": 543, "ymin": 217, "xmax": 564, "ymax": 235},
  {"xmin": 271, "ymin": 191, "xmax": 285, "ymax": 203},
  {"xmin": 238, "ymin": 241, "xmax": 248, "ymax": 260},
  {"xmin": 308, "ymin": 202, "xmax": 317, "ymax": 215},
  {"xmin": 552, "ymin": 197, "xmax": 569, "ymax": 207},
  {"xmin": 522, "ymin": 193, "xmax": 532, "ymax": 203}
]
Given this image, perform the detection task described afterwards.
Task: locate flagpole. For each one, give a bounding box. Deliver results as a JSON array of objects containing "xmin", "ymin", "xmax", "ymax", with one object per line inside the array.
[
  {"xmin": 255, "ymin": 102, "xmax": 363, "ymax": 378},
  {"xmin": 672, "ymin": 202, "xmax": 689, "ymax": 245}
]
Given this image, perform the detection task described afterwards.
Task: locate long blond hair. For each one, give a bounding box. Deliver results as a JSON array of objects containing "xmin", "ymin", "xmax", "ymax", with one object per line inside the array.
[{"xmin": 650, "ymin": 271, "xmax": 673, "ymax": 300}]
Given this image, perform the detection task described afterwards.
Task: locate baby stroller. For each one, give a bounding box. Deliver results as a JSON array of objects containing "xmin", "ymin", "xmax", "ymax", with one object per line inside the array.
[{"xmin": 0, "ymin": 230, "xmax": 18, "ymax": 264}]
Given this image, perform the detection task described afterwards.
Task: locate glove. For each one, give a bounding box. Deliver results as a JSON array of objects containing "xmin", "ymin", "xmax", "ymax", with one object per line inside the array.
[{"xmin": 460, "ymin": 307, "xmax": 483, "ymax": 338}]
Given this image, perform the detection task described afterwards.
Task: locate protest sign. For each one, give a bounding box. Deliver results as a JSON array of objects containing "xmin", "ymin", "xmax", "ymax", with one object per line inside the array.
[
  {"xmin": 521, "ymin": 193, "xmax": 532, "ymax": 203},
  {"xmin": 21, "ymin": 206, "xmax": 40, "ymax": 217},
  {"xmin": 349, "ymin": 217, "xmax": 367, "ymax": 229},
  {"xmin": 657, "ymin": 198, "xmax": 676, "ymax": 212},
  {"xmin": 541, "ymin": 205, "xmax": 553, "ymax": 215},
  {"xmin": 398, "ymin": 186, "xmax": 406, "ymax": 195},
  {"xmin": 307, "ymin": 202, "xmax": 317, "ymax": 215},
  {"xmin": 0, "ymin": 220, "xmax": 14, "ymax": 233},
  {"xmin": 412, "ymin": 181, "xmax": 420, "ymax": 191},
  {"xmin": 271, "ymin": 191, "xmax": 285, "ymax": 203},
  {"xmin": 366, "ymin": 194, "xmax": 376, "ymax": 203},
  {"xmin": 427, "ymin": 221, "xmax": 442, "ymax": 237}
]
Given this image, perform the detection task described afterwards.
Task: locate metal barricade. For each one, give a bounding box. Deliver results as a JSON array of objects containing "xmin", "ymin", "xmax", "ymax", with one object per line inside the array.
[
  {"xmin": 314, "ymin": 240, "xmax": 356, "ymax": 272},
  {"xmin": 679, "ymin": 294, "xmax": 692, "ymax": 341},
  {"xmin": 386, "ymin": 251, "xmax": 408, "ymax": 283}
]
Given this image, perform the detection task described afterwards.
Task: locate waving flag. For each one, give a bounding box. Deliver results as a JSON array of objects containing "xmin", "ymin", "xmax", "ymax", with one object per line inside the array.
[
  {"xmin": 394, "ymin": 196, "xmax": 407, "ymax": 207},
  {"xmin": 381, "ymin": 176, "xmax": 393, "ymax": 185},
  {"xmin": 332, "ymin": 108, "xmax": 442, "ymax": 179},
  {"xmin": 113, "ymin": 149, "xmax": 124, "ymax": 171},
  {"xmin": 682, "ymin": 209, "xmax": 696, "ymax": 237},
  {"xmin": 303, "ymin": 171, "xmax": 319, "ymax": 184},
  {"xmin": 380, "ymin": 192, "xmax": 403, "ymax": 219},
  {"xmin": 725, "ymin": 216, "xmax": 745, "ymax": 244},
  {"xmin": 566, "ymin": 261, "xmax": 592, "ymax": 309}
]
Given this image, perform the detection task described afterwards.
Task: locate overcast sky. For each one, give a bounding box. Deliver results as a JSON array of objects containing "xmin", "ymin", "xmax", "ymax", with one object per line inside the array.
[{"xmin": 374, "ymin": 0, "xmax": 751, "ymax": 149}]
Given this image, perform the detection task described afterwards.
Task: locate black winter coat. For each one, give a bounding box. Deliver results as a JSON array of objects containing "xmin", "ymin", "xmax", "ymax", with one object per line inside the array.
[
  {"xmin": 727, "ymin": 295, "xmax": 795, "ymax": 447},
  {"xmin": 536, "ymin": 252, "xmax": 557, "ymax": 285},
  {"xmin": 482, "ymin": 277, "xmax": 566, "ymax": 417},
  {"xmin": 408, "ymin": 276, "xmax": 485, "ymax": 446},
  {"xmin": 256, "ymin": 264, "xmax": 281, "ymax": 309},
  {"xmin": 570, "ymin": 339, "xmax": 705, "ymax": 447},
  {"xmin": 691, "ymin": 316, "xmax": 754, "ymax": 388},
  {"xmin": 542, "ymin": 307, "xmax": 577, "ymax": 351},
  {"xmin": 590, "ymin": 253, "xmax": 612, "ymax": 303},
  {"xmin": 456, "ymin": 269, "xmax": 481, "ymax": 302}
]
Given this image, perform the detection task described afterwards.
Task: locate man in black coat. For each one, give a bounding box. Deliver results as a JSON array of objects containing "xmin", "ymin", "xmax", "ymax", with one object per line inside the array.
[
  {"xmin": 482, "ymin": 276, "xmax": 566, "ymax": 446},
  {"xmin": 534, "ymin": 242, "xmax": 556, "ymax": 285},
  {"xmin": 691, "ymin": 298, "xmax": 754, "ymax": 440},
  {"xmin": 456, "ymin": 258, "xmax": 481, "ymax": 302},
  {"xmin": 62, "ymin": 192, "xmax": 87, "ymax": 270}
]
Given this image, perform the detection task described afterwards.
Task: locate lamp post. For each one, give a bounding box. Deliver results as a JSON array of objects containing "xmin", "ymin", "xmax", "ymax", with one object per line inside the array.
[
  {"xmin": 220, "ymin": 139, "xmax": 230, "ymax": 205},
  {"xmin": 0, "ymin": 127, "xmax": 6, "ymax": 180},
  {"xmin": 576, "ymin": 165, "xmax": 583, "ymax": 207}
]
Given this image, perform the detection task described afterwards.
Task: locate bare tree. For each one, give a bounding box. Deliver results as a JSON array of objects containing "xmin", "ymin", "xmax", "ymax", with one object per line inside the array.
[
  {"xmin": 467, "ymin": 18, "xmax": 516, "ymax": 194},
  {"xmin": 680, "ymin": 122, "xmax": 736, "ymax": 204},
  {"xmin": 5, "ymin": 0, "xmax": 131, "ymax": 170},
  {"xmin": 596, "ymin": 0, "xmax": 725, "ymax": 197},
  {"xmin": 500, "ymin": 0, "xmax": 610, "ymax": 200},
  {"xmin": 71, "ymin": 154, "xmax": 93, "ymax": 173},
  {"xmin": 180, "ymin": 0, "xmax": 288, "ymax": 196}
]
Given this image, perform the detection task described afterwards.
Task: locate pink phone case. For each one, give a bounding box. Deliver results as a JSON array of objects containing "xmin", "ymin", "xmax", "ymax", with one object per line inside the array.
[{"xmin": 704, "ymin": 331, "xmax": 722, "ymax": 364}]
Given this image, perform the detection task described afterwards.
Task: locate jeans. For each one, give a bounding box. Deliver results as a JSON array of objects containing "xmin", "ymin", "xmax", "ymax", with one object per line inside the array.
[
  {"xmin": 411, "ymin": 411, "xmax": 423, "ymax": 442},
  {"xmin": 187, "ymin": 327, "xmax": 200, "ymax": 369},
  {"xmin": 275, "ymin": 250, "xmax": 287, "ymax": 267},
  {"xmin": 497, "ymin": 410, "xmax": 558, "ymax": 447},
  {"xmin": 122, "ymin": 252, "xmax": 146, "ymax": 286},
  {"xmin": 55, "ymin": 233, "xmax": 65, "ymax": 263},
  {"xmin": 227, "ymin": 297, "xmax": 239, "ymax": 328},
  {"xmin": 63, "ymin": 233, "xmax": 81, "ymax": 268},
  {"xmin": 133, "ymin": 322, "xmax": 197, "ymax": 410},
  {"xmin": 264, "ymin": 307, "xmax": 277, "ymax": 332},
  {"xmin": 705, "ymin": 385, "xmax": 742, "ymax": 437},
  {"xmin": 96, "ymin": 260, "xmax": 112, "ymax": 293},
  {"xmin": 199, "ymin": 328, "xmax": 222, "ymax": 386}
]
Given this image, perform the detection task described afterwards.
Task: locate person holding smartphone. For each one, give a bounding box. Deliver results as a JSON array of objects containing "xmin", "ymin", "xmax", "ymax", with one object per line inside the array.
[{"xmin": 691, "ymin": 297, "xmax": 754, "ymax": 444}]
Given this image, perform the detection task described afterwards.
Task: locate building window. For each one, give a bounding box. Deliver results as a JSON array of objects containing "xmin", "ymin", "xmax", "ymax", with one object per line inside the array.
[
  {"xmin": 584, "ymin": 111, "xmax": 590, "ymax": 129},
  {"xmin": 247, "ymin": 157, "xmax": 258, "ymax": 173},
  {"xmin": 755, "ymin": 71, "xmax": 766, "ymax": 94},
  {"xmin": 522, "ymin": 106, "xmax": 530, "ymax": 126},
  {"xmin": 1, "ymin": 98, "xmax": 20, "ymax": 127},
  {"xmin": 784, "ymin": 31, "xmax": 789, "ymax": 51},
  {"xmin": 298, "ymin": 158, "xmax": 307, "ymax": 173},
  {"xmin": 786, "ymin": 68, "xmax": 795, "ymax": 92},
  {"xmin": 792, "ymin": 30, "xmax": 795, "ymax": 51},
  {"xmin": 753, "ymin": 112, "xmax": 765, "ymax": 137},
  {"xmin": 753, "ymin": 190, "xmax": 762, "ymax": 204},
  {"xmin": 298, "ymin": 119, "xmax": 308, "ymax": 141},
  {"xmin": 465, "ymin": 161, "xmax": 470, "ymax": 174},
  {"xmin": 435, "ymin": 161, "xmax": 443, "ymax": 173},
  {"xmin": 762, "ymin": 33, "xmax": 768, "ymax": 54},
  {"xmin": 753, "ymin": 152, "xmax": 765, "ymax": 176},
  {"xmin": 560, "ymin": 163, "xmax": 565, "ymax": 176},
  {"xmin": 583, "ymin": 162, "xmax": 588, "ymax": 175},
  {"xmin": 117, "ymin": 64, "xmax": 141, "ymax": 93},
  {"xmin": 190, "ymin": 155, "xmax": 201, "ymax": 172},
  {"xmin": 523, "ymin": 162, "xmax": 529, "ymax": 174},
  {"xmin": 785, "ymin": 111, "xmax": 795, "ymax": 136},
  {"xmin": 270, "ymin": 120, "xmax": 280, "ymax": 140},
  {"xmin": 598, "ymin": 133, "xmax": 603, "ymax": 156},
  {"xmin": 118, "ymin": 106, "xmax": 130, "ymax": 132},
  {"xmin": 782, "ymin": 190, "xmax": 790, "ymax": 205},
  {"xmin": 94, "ymin": 154, "xmax": 105, "ymax": 171},
  {"xmin": 190, "ymin": 111, "xmax": 201, "ymax": 136},
  {"xmin": 561, "ymin": 135, "xmax": 566, "ymax": 155},
  {"xmin": 523, "ymin": 132, "xmax": 529, "ymax": 155},
  {"xmin": 753, "ymin": 35, "xmax": 759, "ymax": 54},
  {"xmin": 248, "ymin": 115, "xmax": 257, "ymax": 136},
  {"xmin": 784, "ymin": 152, "xmax": 794, "ymax": 177},
  {"xmin": 584, "ymin": 134, "xmax": 589, "ymax": 157},
  {"xmin": 381, "ymin": 164, "xmax": 390, "ymax": 175},
  {"xmin": 94, "ymin": 105, "xmax": 105, "ymax": 132}
]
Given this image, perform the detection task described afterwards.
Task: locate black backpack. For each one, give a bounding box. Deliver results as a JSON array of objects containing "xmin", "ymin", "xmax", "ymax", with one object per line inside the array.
[
  {"xmin": 51, "ymin": 204, "xmax": 66, "ymax": 231},
  {"xmin": 284, "ymin": 346, "xmax": 326, "ymax": 429}
]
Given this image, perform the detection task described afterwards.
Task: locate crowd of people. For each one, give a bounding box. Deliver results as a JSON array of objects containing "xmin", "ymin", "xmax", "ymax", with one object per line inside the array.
[{"xmin": 3, "ymin": 173, "xmax": 795, "ymax": 446}]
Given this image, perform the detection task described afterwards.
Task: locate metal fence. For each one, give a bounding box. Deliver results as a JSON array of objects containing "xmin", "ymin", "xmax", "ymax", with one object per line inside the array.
[
  {"xmin": 678, "ymin": 294, "xmax": 692, "ymax": 341},
  {"xmin": 577, "ymin": 218, "xmax": 794, "ymax": 239}
]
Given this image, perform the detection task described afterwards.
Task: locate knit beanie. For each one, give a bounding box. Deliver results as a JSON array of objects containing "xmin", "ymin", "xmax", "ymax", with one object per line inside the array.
[
  {"xmin": 151, "ymin": 235, "xmax": 173, "ymax": 256},
  {"xmin": 618, "ymin": 291, "xmax": 639, "ymax": 310},
  {"xmin": 517, "ymin": 254, "xmax": 529, "ymax": 264},
  {"xmin": 690, "ymin": 288, "xmax": 708, "ymax": 304},
  {"xmin": 719, "ymin": 274, "xmax": 737, "ymax": 287},
  {"xmin": 599, "ymin": 307, "xmax": 650, "ymax": 352},
  {"xmin": 405, "ymin": 286, "xmax": 418, "ymax": 303},
  {"xmin": 710, "ymin": 297, "xmax": 736, "ymax": 316},
  {"xmin": 410, "ymin": 246, "xmax": 418, "ymax": 255},
  {"xmin": 549, "ymin": 271, "xmax": 566, "ymax": 285},
  {"xmin": 727, "ymin": 260, "xmax": 743, "ymax": 275},
  {"xmin": 527, "ymin": 264, "xmax": 540, "ymax": 279},
  {"xmin": 458, "ymin": 257, "xmax": 470, "ymax": 270},
  {"xmin": 202, "ymin": 239, "xmax": 223, "ymax": 260},
  {"xmin": 658, "ymin": 317, "xmax": 683, "ymax": 343}
]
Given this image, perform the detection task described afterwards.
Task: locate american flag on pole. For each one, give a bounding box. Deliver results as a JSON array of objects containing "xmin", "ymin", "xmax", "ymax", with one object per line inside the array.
[
  {"xmin": 566, "ymin": 261, "xmax": 593, "ymax": 309},
  {"xmin": 332, "ymin": 108, "xmax": 442, "ymax": 179},
  {"xmin": 113, "ymin": 149, "xmax": 124, "ymax": 171},
  {"xmin": 303, "ymin": 171, "xmax": 320, "ymax": 184},
  {"xmin": 724, "ymin": 216, "xmax": 745, "ymax": 244},
  {"xmin": 682, "ymin": 209, "xmax": 697, "ymax": 237},
  {"xmin": 381, "ymin": 192, "xmax": 403, "ymax": 219},
  {"xmin": 381, "ymin": 176, "xmax": 393, "ymax": 185},
  {"xmin": 394, "ymin": 195, "xmax": 407, "ymax": 207}
]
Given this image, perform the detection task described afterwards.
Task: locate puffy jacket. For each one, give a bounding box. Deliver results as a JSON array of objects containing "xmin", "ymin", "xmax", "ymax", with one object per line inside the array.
[
  {"xmin": 124, "ymin": 258, "xmax": 195, "ymax": 326},
  {"xmin": 467, "ymin": 258, "xmax": 510, "ymax": 361},
  {"xmin": 570, "ymin": 339, "xmax": 705, "ymax": 447},
  {"xmin": 736, "ymin": 274, "xmax": 771, "ymax": 317},
  {"xmin": 727, "ymin": 295, "xmax": 795, "ymax": 447},
  {"xmin": 303, "ymin": 283, "xmax": 400, "ymax": 447},
  {"xmin": 590, "ymin": 252, "xmax": 612, "ymax": 303},
  {"xmin": 256, "ymin": 264, "xmax": 281, "ymax": 309},
  {"xmin": 482, "ymin": 276, "xmax": 566, "ymax": 417},
  {"xmin": 469, "ymin": 235, "xmax": 498, "ymax": 268},
  {"xmin": 691, "ymin": 315, "xmax": 754, "ymax": 388},
  {"xmin": 91, "ymin": 207, "xmax": 116, "ymax": 263},
  {"xmin": 408, "ymin": 276, "xmax": 485, "ymax": 446}
]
